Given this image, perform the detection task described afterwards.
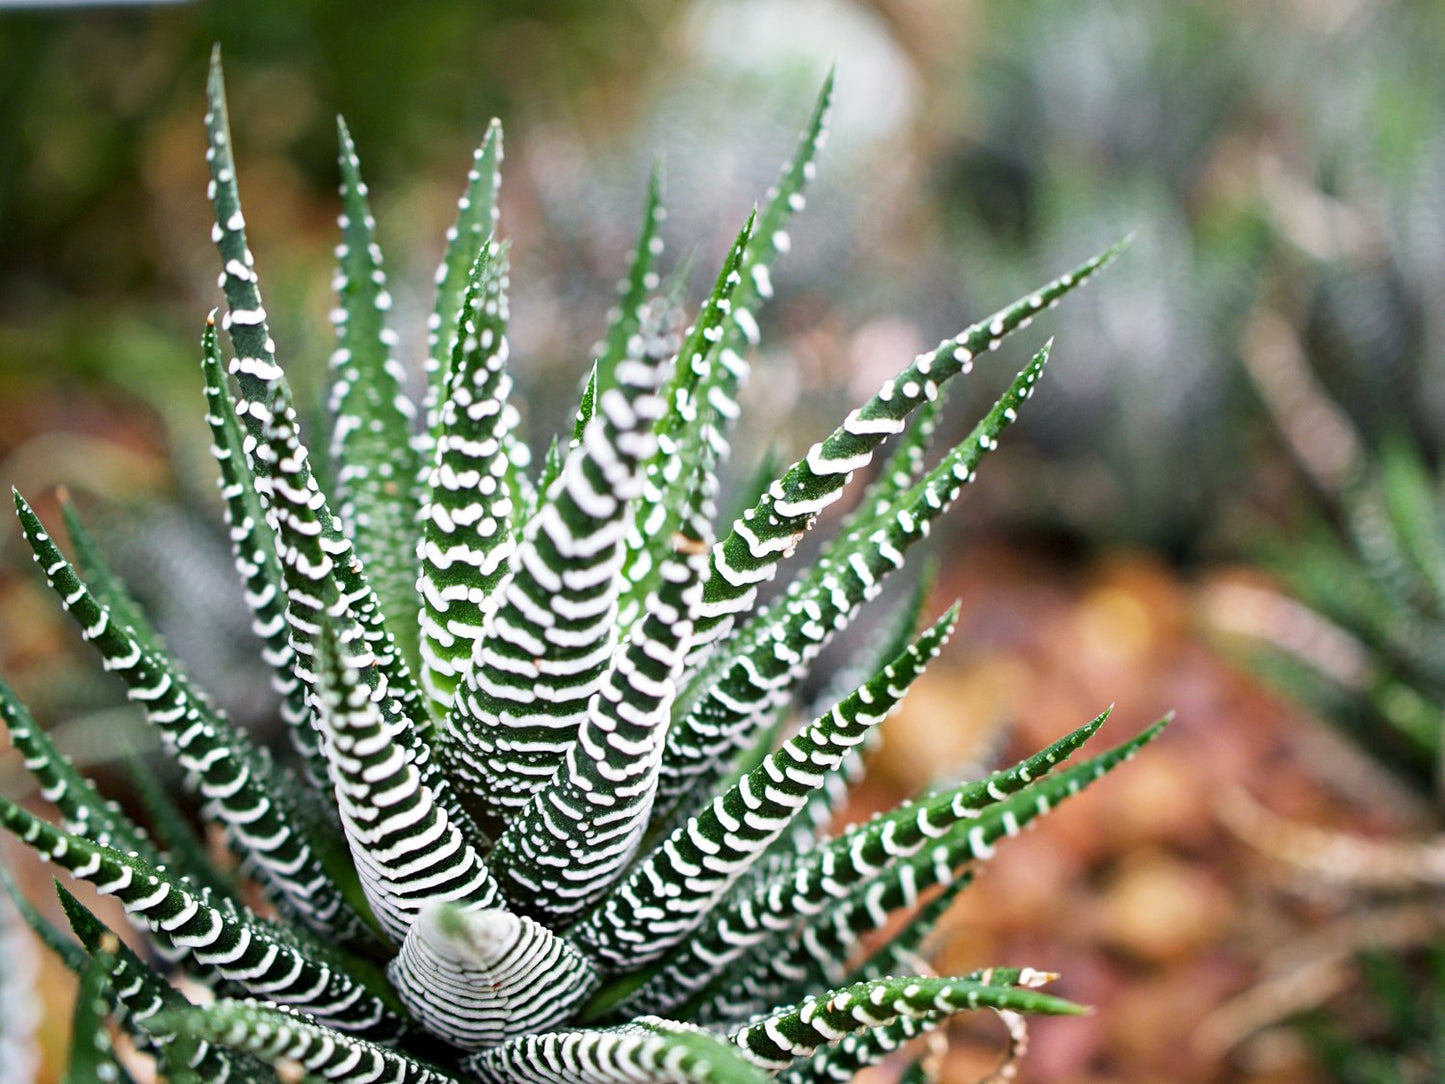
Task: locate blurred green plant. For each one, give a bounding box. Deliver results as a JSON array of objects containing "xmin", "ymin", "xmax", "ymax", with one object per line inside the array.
[
  {"xmin": 1253, "ymin": 439, "xmax": 1445, "ymax": 789},
  {"xmin": 892, "ymin": 0, "xmax": 1445, "ymax": 554},
  {"xmin": 1206, "ymin": 409, "xmax": 1445, "ymax": 1078}
]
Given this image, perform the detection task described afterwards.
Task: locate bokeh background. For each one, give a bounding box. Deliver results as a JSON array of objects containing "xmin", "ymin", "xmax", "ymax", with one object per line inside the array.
[{"xmin": 4, "ymin": 1, "xmax": 1445, "ymax": 1080}]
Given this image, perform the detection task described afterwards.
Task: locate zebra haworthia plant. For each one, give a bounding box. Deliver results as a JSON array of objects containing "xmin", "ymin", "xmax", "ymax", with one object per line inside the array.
[{"xmin": 0, "ymin": 50, "xmax": 1164, "ymax": 1083}]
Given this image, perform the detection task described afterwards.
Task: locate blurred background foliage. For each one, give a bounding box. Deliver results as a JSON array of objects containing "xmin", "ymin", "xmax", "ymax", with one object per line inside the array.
[
  {"xmin": 5, "ymin": 0, "xmax": 1445, "ymax": 1080},
  {"xmin": 5, "ymin": 0, "xmax": 1444, "ymax": 551}
]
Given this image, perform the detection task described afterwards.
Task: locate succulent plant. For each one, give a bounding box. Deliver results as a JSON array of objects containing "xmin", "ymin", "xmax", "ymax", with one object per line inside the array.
[
  {"xmin": 1205, "ymin": 401, "xmax": 1445, "ymax": 1075},
  {"xmin": 0, "ymin": 51, "xmax": 1162, "ymax": 1084}
]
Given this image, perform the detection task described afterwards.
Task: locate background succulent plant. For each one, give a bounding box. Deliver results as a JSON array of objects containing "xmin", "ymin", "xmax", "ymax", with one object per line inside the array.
[
  {"xmin": 0, "ymin": 52, "xmax": 1162, "ymax": 1084},
  {"xmin": 1204, "ymin": 378, "xmax": 1445, "ymax": 1077}
]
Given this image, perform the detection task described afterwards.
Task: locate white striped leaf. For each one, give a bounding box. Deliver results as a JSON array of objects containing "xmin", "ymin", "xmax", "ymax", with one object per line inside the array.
[
  {"xmin": 200, "ymin": 320, "xmax": 331, "ymax": 788},
  {"xmin": 654, "ymin": 342, "xmax": 1056, "ymax": 826},
  {"xmin": 487, "ymin": 461, "xmax": 715, "ymax": 923},
  {"xmin": 0, "ymin": 794, "xmax": 407, "ymax": 1040},
  {"xmin": 685, "ymin": 243, "xmax": 1126, "ymax": 672},
  {"xmin": 56, "ymin": 884, "xmax": 267, "ymax": 1083},
  {"xmin": 679, "ymin": 871, "xmax": 977, "ymax": 1028},
  {"xmin": 151, "ymin": 998, "xmax": 459, "ymax": 1084},
  {"xmin": 388, "ymin": 901, "xmax": 598, "ymax": 1050},
  {"xmin": 314, "ymin": 620, "xmax": 500, "ymax": 943},
  {"xmin": 469, "ymin": 1018, "xmax": 771, "ymax": 1084},
  {"xmin": 619, "ymin": 714, "xmax": 1155, "ymax": 1015},
  {"xmin": 0, "ymin": 674, "xmax": 156, "ymax": 862},
  {"xmin": 570, "ymin": 604, "xmax": 960, "ymax": 969},
  {"xmin": 727, "ymin": 973, "xmax": 1081, "ymax": 1071},
  {"xmin": 417, "ymin": 240, "xmax": 517, "ymax": 716},
  {"xmin": 0, "ymin": 54, "xmax": 1156, "ymax": 1084},
  {"xmin": 13, "ymin": 491, "xmax": 370, "ymax": 942},
  {"xmin": 203, "ymin": 51, "xmax": 429, "ymax": 735},
  {"xmin": 446, "ymin": 218, "xmax": 750, "ymax": 822},
  {"xmin": 775, "ymin": 968, "xmax": 1056, "ymax": 1084},
  {"xmin": 768, "ymin": 566, "xmax": 939, "ymax": 858},
  {"xmin": 593, "ymin": 165, "xmax": 666, "ymax": 403},
  {"xmin": 618, "ymin": 74, "xmax": 834, "ymax": 632},
  {"xmin": 330, "ymin": 117, "xmax": 425, "ymax": 672},
  {"xmin": 423, "ymin": 119, "xmax": 502, "ymax": 451}
]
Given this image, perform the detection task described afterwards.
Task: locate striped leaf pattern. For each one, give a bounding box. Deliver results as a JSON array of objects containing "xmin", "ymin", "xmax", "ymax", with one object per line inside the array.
[
  {"xmin": 389, "ymin": 902, "xmax": 597, "ymax": 1050},
  {"xmin": 64, "ymin": 946, "xmax": 130, "ymax": 1084},
  {"xmin": 470, "ymin": 1020, "xmax": 771, "ymax": 1084},
  {"xmin": 0, "ymin": 674, "xmax": 154, "ymax": 860},
  {"xmin": 771, "ymin": 570, "xmax": 938, "ymax": 857},
  {"xmin": 772, "ymin": 968, "xmax": 1058, "ymax": 1084},
  {"xmin": 330, "ymin": 117, "xmax": 425, "ymax": 671},
  {"xmin": 679, "ymin": 872, "xmax": 978, "ymax": 1028},
  {"xmin": 687, "ymin": 243, "xmax": 1125, "ymax": 664},
  {"xmin": 55, "ymin": 884, "xmax": 267, "ymax": 1082},
  {"xmin": 201, "ymin": 321, "xmax": 328, "ymax": 787},
  {"xmin": 653, "ymin": 343, "xmax": 1054, "ymax": 825},
  {"xmin": 570, "ymin": 604, "xmax": 960, "ymax": 968},
  {"xmin": 486, "ymin": 463, "xmax": 715, "ymax": 923},
  {"xmin": 418, "ymin": 241, "xmax": 517, "ymax": 716},
  {"xmin": 617, "ymin": 716, "xmax": 1158, "ymax": 1015},
  {"xmin": 13, "ymin": 491, "xmax": 366, "ymax": 941},
  {"xmin": 729, "ymin": 974, "xmax": 1082, "ymax": 1071},
  {"xmin": 618, "ymin": 74, "xmax": 834, "ymax": 632},
  {"xmin": 314, "ymin": 620, "xmax": 498, "ymax": 942},
  {"xmin": 0, "ymin": 53, "xmax": 1159, "ymax": 1084},
  {"xmin": 203, "ymin": 55, "xmax": 427, "ymax": 733},
  {"xmin": 446, "ymin": 219, "xmax": 749, "ymax": 821},
  {"xmin": 423, "ymin": 120, "xmax": 503, "ymax": 452},
  {"xmin": 0, "ymin": 793, "xmax": 406, "ymax": 1039},
  {"xmin": 152, "ymin": 999, "xmax": 457, "ymax": 1084},
  {"xmin": 56, "ymin": 497, "xmax": 157, "ymax": 655},
  {"xmin": 593, "ymin": 167, "xmax": 666, "ymax": 404}
]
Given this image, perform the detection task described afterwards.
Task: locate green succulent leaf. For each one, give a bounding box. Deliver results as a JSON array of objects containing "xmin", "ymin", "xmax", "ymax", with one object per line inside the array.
[
  {"xmin": 57, "ymin": 496, "xmax": 158, "ymax": 656},
  {"xmin": 593, "ymin": 165, "xmax": 666, "ymax": 401},
  {"xmin": 446, "ymin": 214, "xmax": 753, "ymax": 823},
  {"xmin": 571, "ymin": 603, "xmax": 960, "ymax": 969},
  {"xmin": 618, "ymin": 72, "xmax": 836, "ymax": 636},
  {"xmin": 62, "ymin": 945, "xmax": 133, "ymax": 1084},
  {"xmin": 55, "ymin": 883, "xmax": 267, "ymax": 1082},
  {"xmin": 687, "ymin": 242, "xmax": 1125, "ymax": 660},
  {"xmin": 389, "ymin": 900, "xmax": 598, "ymax": 1050},
  {"xmin": 417, "ymin": 240, "xmax": 518, "ymax": 717},
  {"xmin": 728, "ymin": 973, "xmax": 1083, "ymax": 1071},
  {"xmin": 622, "ymin": 714, "xmax": 1160, "ymax": 1015},
  {"xmin": 12, "ymin": 490, "xmax": 371, "ymax": 940},
  {"xmin": 124, "ymin": 754, "xmax": 238, "ymax": 901},
  {"xmin": 487, "ymin": 462, "xmax": 715, "ymax": 923},
  {"xmin": 0, "ymin": 793, "xmax": 407, "ymax": 1039},
  {"xmin": 201, "ymin": 319, "xmax": 330, "ymax": 788},
  {"xmin": 655, "ymin": 340, "xmax": 1056, "ymax": 827},
  {"xmin": 424, "ymin": 119, "xmax": 503, "ymax": 447},
  {"xmin": 0, "ymin": 673, "xmax": 154, "ymax": 861},
  {"xmin": 470, "ymin": 1019, "xmax": 772, "ymax": 1084},
  {"xmin": 329, "ymin": 116, "xmax": 425, "ymax": 672},
  {"xmin": 151, "ymin": 998, "xmax": 458, "ymax": 1084},
  {"xmin": 313, "ymin": 618, "xmax": 499, "ymax": 943},
  {"xmin": 682, "ymin": 870, "xmax": 978, "ymax": 1027},
  {"xmin": 204, "ymin": 49, "xmax": 429, "ymax": 737}
]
